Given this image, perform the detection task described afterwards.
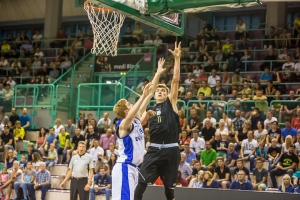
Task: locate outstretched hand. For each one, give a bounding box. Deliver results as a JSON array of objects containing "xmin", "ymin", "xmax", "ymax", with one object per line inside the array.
[
  {"xmin": 142, "ymin": 82, "xmax": 154, "ymax": 97},
  {"xmin": 157, "ymin": 58, "xmax": 166, "ymax": 75},
  {"xmin": 168, "ymin": 41, "xmax": 181, "ymax": 59}
]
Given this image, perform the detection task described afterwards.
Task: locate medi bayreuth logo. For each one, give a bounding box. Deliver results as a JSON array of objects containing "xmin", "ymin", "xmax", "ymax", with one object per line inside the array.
[{"xmin": 113, "ymin": 64, "xmax": 133, "ymax": 70}]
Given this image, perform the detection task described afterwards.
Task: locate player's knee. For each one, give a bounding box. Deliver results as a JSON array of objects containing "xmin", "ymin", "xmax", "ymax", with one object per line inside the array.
[{"xmin": 165, "ymin": 187, "xmax": 174, "ymax": 200}]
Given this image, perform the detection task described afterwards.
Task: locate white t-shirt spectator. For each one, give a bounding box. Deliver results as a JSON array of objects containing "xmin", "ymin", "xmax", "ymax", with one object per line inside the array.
[
  {"xmin": 224, "ymin": 119, "xmax": 232, "ymax": 130},
  {"xmin": 33, "ymin": 161, "xmax": 42, "ymax": 168},
  {"xmin": 90, "ymin": 146, "xmax": 105, "ymax": 161},
  {"xmin": 295, "ymin": 142, "xmax": 300, "ymax": 156},
  {"xmin": 295, "ymin": 63, "xmax": 300, "ymax": 73},
  {"xmin": 6, "ymin": 80, "xmax": 17, "ymax": 88},
  {"xmin": 193, "ymin": 69, "xmax": 200, "ymax": 77},
  {"xmin": 241, "ymin": 139, "xmax": 258, "ymax": 154},
  {"xmin": 144, "ymin": 40, "xmax": 153, "ymax": 45},
  {"xmin": 153, "ymin": 39, "xmax": 162, "ymax": 46},
  {"xmin": 207, "ymin": 75, "xmax": 221, "ymax": 87},
  {"xmin": 254, "ymin": 129, "xmax": 268, "ymax": 143},
  {"xmin": 11, "ymin": 62, "xmax": 22, "ymax": 69},
  {"xmin": 97, "ymin": 118, "xmax": 111, "ymax": 128},
  {"xmin": 282, "ymin": 62, "xmax": 295, "ymax": 74},
  {"xmin": 0, "ymin": 59, "xmax": 9, "ymax": 67},
  {"xmin": 264, "ymin": 117, "xmax": 277, "ymax": 129},
  {"xmin": 54, "ymin": 125, "xmax": 64, "ymax": 137},
  {"xmin": 8, "ymin": 169, "xmax": 23, "ymax": 182},
  {"xmin": 34, "ymin": 51, "xmax": 44, "ymax": 58},
  {"xmin": 215, "ymin": 128, "xmax": 229, "ymax": 136},
  {"xmin": 184, "ymin": 78, "xmax": 195, "ymax": 84},
  {"xmin": 190, "ymin": 137, "xmax": 205, "ymax": 152},
  {"xmin": 202, "ymin": 118, "xmax": 217, "ymax": 127},
  {"xmin": 106, "ymin": 149, "xmax": 119, "ymax": 159},
  {"xmin": 33, "ymin": 34, "xmax": 43, "ymax": 40}
]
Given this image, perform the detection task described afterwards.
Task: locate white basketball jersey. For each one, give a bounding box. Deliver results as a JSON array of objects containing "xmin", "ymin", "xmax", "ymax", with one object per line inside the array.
[{"xmin": 116, "ymin": 118, "xmax": 145, "ymax": 166}]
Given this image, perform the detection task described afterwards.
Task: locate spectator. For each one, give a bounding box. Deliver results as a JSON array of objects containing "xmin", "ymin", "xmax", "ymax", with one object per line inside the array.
[
  {"xmin": 183, "ymin": 142, "xmax": 196, "ymax": 166},
  {"xmin": 250, "ymin": 108, "xmax": 265, "ymax": 130},
  {"xmin": 267, "ymin": 138, "xmax": 281, "ymax": 171},
  {"xmin": 260, "ymin": 68, "xmax": 272, "ymax": 83},
  {"xmin": 97, "ymin": 112, "xmax": 111, "ymax": 132},
  {"xmin": 254, "ymin": 121, "xmax": 267, "ymax": 146},
  {"xmin": 283, "ymin": 90, "xmax": 300, "ymax": 121},
  {"xmin": 53, "ymin": 118, "xmax": 64, "ymax": 137},
  {"xmin": 8, "ymin": 108, "xmax": 18, "ymax": 128},
  {"xmin": 15, "ymin": 161, "xmax": 36, "ymax": 200},
  {"xmin": 189, "ymin": 39, "xmax": 199, "ymax": 52},
  {"xmin": 264, "ymin": 110, "xmax": 278, "ymax": 130},
  {"xmin": 29, "ymin": 162, "xmax": 51, "ymax": 200},
  {"xmin": 32, "ymin": 29, "xmax": 43, "ymax": 47},
  {"xmin": 202, "ymin": 170, "xmax": 219, "ymax": 189},
  {"xmin": 230, "ymin": 169, "xmax": 253, "ymax": 190},
  {"xmin": 32, "ymin": 152, "xmax": 43, "ymax": 171},
  {"xmin": 271, "ymin": 90, "xmax": 283, "ymax": 122},
  {"xmin": 106, "ymin": 143, "xmax": 119, "ymax": 160},
  {"xmin": 99, "ymin": 128, "xmax": 115, "ymax": 151},
  {"xmin": 90, "ymin": 167, "xmax": 111, "ymax": 200},
  {"xmin": 86, "ymin": 125, "xmax": 100, "ymax": 150},
  {"xmin": 209, "ymin": 29, "xmax": 219, "ymax": 41},
  {"xmin": 183, "ymin": 92, "xmax": 196, "ymax": 105},
  {"xmin": 54, "ymin": 127, "xmax": 71, "ymax": 164},
  {"xmin": 176, "ymin": 170, "xmax": 189, "ymax": 187},
  {"xmin": 214, "ymin": 157, "xmax": 231, "ymax": 189},
  {"xmin": 0, "ymin": 56, "xmax": 9, "ymax": 76},
  {"xmin": 11, "ymin": 58, "xmax": 22, "ymax": 69},
  {"xmin": 200, "ymin": 141, "xmax": 217, "ymax": 171},
  {"xmin": 68, "ymin": 127, "xmax": 85, "ymax": 157},
  {"xmin": 0, "ymin": 125, "xmax": 14, "ymax": 157},
  {"xmin": 232, "ymin": 110, "xmax": 245, "ymax": 130},
  {"xmin": 241, "ymin": 130, "xmax": 258, "ymax": 172},
  {"xmin": 64, "ymin": 119, "xmax": 76, "ymax": 138},
  {"xmin": 197, "ymin": 28, "xmax": 208, "ymax": 43},
  {"xmin": 235, "ymin": 19, "xmax": 248, "ymax": 40},
  {"xmin": 240, "ymin": 49, "xmax": 252, "ymax": 70},
  {"xmin": 292, "ymin": 107, "xmax": 300, "ymax": 130},
  {"xmin": 37, "ymin": 127, "xmax": 47, "ymax": 151},
  {"xmin": 20, "ymin": 40, "xmax": 33, "ymax": 52},
  {"xmin": 84, "ymin": 35, "xmax": 93, "ymax": 52},
  {"xmin": 186, "ymin": 108, "xmax": 201, "ymax": 135},
  {"xmin": 32, "ymin": 56, "xmax": 42, "ymax": 69},
  {"xmin": 50, "ymin": 28, "xmax": 68, "ymax": 48},
  {"xmin": 202, "ymin": 110, "xmax": 217, "ymax": 128},
  {"xmin": 48, "ymin": 63, "xmax": 60, "ymax": 83},
  {"xmin": 281, "ymin": 119, "xmax": 297, "ymax": 144},
  {"xmin": 188, "ymin": 170, "xmax": 204, "ymax": 188},
  {"xmin": 6, "ymin": 76, "xmax": 16, "ymax": 89},
  {"xmin": 179, "ymin": 130, "xmax": 190, "ymax": 149},
  {"xmin": 279, "ymin": 27, "xmax": 292, "ymax": 48},
  {"xmin": 107, "ymin": 152, "xmax": 116, "ymax": 175},
  {"xmin": 278, "ymin": 174, "xmax": 294, "ymax": 193},
  {"xmin": 201, "ymin": 119, "xmax": 216, "ymax": 142},
  {"xmin": 216, "ymin": 125, "xmax": 229, "ymax": 158},
  {"xmin": 231, "ymin": 71, "xmax": 243, "ymax": 91},
  {"xmin": 266, "ymin": 121, "xmax": 281, "ymax": 146},
  {"xmin": 233, "ymin": 159, "xmax": 250, "ymax": 180},
  {"xmin": 43, "ymin": 143, "xmax": 57, "ymax": 172},
  {"xmin": 263, "ymin": 26, "xmax": 279, "ymax": 49},
  {"xmin": 190, "ymin": 130, "xmax": 205, "ymax": 160},
  {"xmin": 13, "ymin": 120, "xmax": 25, "ymax": 152},
  {"xmin": 270, "ymin": 144, "xmax": 298, "ymax": 188},
  {"xmin": 222, "ymin": 38, "xmax": 232, "ymax": 53},
  {"xmin": 34, "ymin": 47, "xmax": 44, "ymax": 58},
  {"xmin": 132, "ymin": 23, "xmax": 143, "ymax": 38},
  {"xmin": 89, "ymin": 140, "xmax": 104, "ymax": 162},
  {"xmin": 226, "ymin": 143, "xmax": 239, "ymax": 174},
  {"xmin": 18, "ymin": 108, "xmax": 30, "ymax": 131},
  {"xmin": 5, "ymin": 148, "xmax": 18, "ymax": 169},
  {"xmin": 178, "ymin": 153, "xmax": 193, "ymax": 180},
  {"xmin": 1, "ymin": 40, "xmax": 10, "ymax": 56},
  {"xmin": 207, "ymin": 69, "xmax": 220, "ymax": 88},
  {"xmin": 282, "ymin": 54, "xmax": 295, "ymax": 82},
  {"xmin": 226, "ymin": 46, "xmax": 240, "ymax": 72},
  {"xmin": 197, "ymin": 81, "xmax": 211, "ymax": 97},
  {"xmin": 204, "ymin": 57, "xmax": 220, "ymax": 73},
  {"xmin": 136, "ymin": 79, "xmax": 149, "ymax": 95},
  {"xmin": 238, "ymin": 37, "xmax": 250, "ymax": 50}
]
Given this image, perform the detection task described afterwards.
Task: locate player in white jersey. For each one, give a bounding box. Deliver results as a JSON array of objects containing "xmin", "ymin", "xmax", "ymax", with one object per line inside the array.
[{"xmin": 112, "ymin": 58, "xmax": 166, "ymax": 200}]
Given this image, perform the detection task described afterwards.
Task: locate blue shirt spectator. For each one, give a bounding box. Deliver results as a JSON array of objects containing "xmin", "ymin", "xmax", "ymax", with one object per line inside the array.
[
  {"xmin": 255, "ymin": 148, "xmax": 267, "ymax": 159},
  {"xmin": 260, "ymin": 73, "xmax": 272, "ymax": 81},
  {"xmin": 184, "ymin": 150, "xmax": 196, "ymax": 165},
  {"xmin": 19, "ymin": 109, "xmax": 31, "ymax": 130},
  {"xmin": 203, "ymin": 179, "xmax": 219, "ymax": 189},
  {"xmin": 281, "ymin": 126, "xmax": 297, "ymax": 141},
  {"xmin": 230, "ymin": 179, "xmax": 253, "ymax": 190},
  {"xmin": 295, "ymin": 186, "xmax": 300, "ymax": 193},
  {"xmin": 279, "ymin": 184, "xmax": 294, "ymax": 193}
]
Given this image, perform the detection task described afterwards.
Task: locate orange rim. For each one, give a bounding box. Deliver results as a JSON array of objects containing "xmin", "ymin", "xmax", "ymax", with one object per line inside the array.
[{"xmin": 84, "ymin": 1, "xmax": 111, "ymax": 12}]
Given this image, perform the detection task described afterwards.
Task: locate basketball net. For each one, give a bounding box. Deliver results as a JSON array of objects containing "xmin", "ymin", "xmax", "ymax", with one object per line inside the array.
[{"xmin": 84, "ymin": 1, "xmax": 126, "ymax": 56}]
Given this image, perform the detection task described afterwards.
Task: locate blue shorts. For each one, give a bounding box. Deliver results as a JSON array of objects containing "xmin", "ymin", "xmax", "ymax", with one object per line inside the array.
[{"xmin": 292, "ymin": 170, "xmax": 300, "ymax": 179}]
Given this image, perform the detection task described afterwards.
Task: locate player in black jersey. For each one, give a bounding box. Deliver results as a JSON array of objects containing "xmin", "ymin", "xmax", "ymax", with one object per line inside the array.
[{"xmin": 134, "ymin": 42, "xmax": 181, "ymax": 200}]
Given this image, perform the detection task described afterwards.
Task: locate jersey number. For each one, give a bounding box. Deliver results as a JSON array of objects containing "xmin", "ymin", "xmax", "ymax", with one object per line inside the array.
[{"xmin": 157, "ymin": 115, "xmax": 162, "ymax": 123}]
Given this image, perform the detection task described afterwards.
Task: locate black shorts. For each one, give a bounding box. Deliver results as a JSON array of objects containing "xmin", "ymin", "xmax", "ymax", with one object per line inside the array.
[{"xmin": 138, "ymin": 146, "xmax": 180, "ymax": 188}]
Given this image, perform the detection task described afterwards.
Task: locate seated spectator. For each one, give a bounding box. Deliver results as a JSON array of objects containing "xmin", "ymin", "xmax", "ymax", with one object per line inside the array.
[
  {"xmin": 190, "ymin": 130, "xmax": 205, "ymax": 160},
  {"xmin": 90, "ymin": 167, "xmax": 111, "ymax": 200},
  {"xmin": 32, "ymin": 29, "xmax": 43, "ymax": 47},
  {"xmin": 281, "ymin": 119, "xmax": 297, "ymax": 144},
  {"xmin": 207, "ymin": 69, "xmax": 220, "ymax": 88},
  {"xmin": 183, "ymin": 92, "xmax": 196, "ymax": 105},
  {"xmin": 144, "ymin": 34, "xmax": 153, "ymax": 45},
  {"xmin": 283, "ymin": 90, "xmax": 300, "ymax": 122},
  {"xmin": 235, "ymin": 19, "xmax": 248, "ymax": 40},
  {"xmin": 14, "ymin": 161, "xmax": 36, "ymax": 200},
  {"xmin": 189, "ymin": 39, "xmax": 199, "ymax": 52},
  {"xmin": 179, "ymin": 130, "xmax": 190, "ymax": 149},
  {"xmin": 188, "ymin": 170, "xmax": 204, "ymax": 188},
  {"xmin": 233, "ymin": 159, "xmax": 250, "ymax": 180},
  {"xmin": 238, "ymin": 37, "xmax": 251, "ymax": 50},
  {"xmin": 0, "ymin": 56, "xmax": 9, "ymax": 76},
  {"xmin": 48, "ymin": 63, "xmax": 60, "ymax": 83},
  {"xmin": 0, "ymin": 125, "xmax": 14, "ymax": 156},
  {"xmin": 178, "ymin": 153, "xmax": 193, "ymax": 180},
  {"xmin": 214, "ymin": 48, "xmax": 224, "ymax": 64},
  {"xmin": 209, "ymin": 28, "xmax": 219, "ymax": 41},
  {"xmin": 199, "ymin": 39, "xmax": 208, "ymax": 55},
  {"xmin": 53, "ymin": 118, "xmax": 64, "ymax": 137},
  {"xmin": 6, "ymin": 76, "xmax": 17, "ymax": 89},
  {"xmin": 175, "ymin": 170, "xmax": 189, "ymax": 187},
  {"xmin": 2, "ymin": 84, "xmax": 13, "ymax": 106},
  {"xmin": 231, "ymin": 71, "xmax": 243, "ymax": 91},
  {"xmin": 260, "ymin": 67, "xmax": 272, "ymax": 83},
  {"xmin": 50, "ymin": 28, "xmax": 68, "ymax": 48},
  {"xmin": 201, "ymin": 119, "xmax": 216, "ymax": 142},
  {"xmin": 226, "ymin": 143, "xmax": 239, "ymax": 174},
  {"xmin": 295, "ymin": 58, "xmax": 300, "ymax": 81},
  {"xmin": 60, "ymin": 56, "xmax": 72, "ymax": 73},
  {"xmin": 241, "ymin": 130, "xmax": 258, "ymax": 172},
  {"xmin": 159, "ymin": 70, "xmax": 171, "ymax": 84},
  {"xmin": 202, "ymin": 170, "xmax": 219, "ymax": 189},
  {"xmin": 263, "ymin": 26, "xmax": 279, "ymax": 49},
  {"xmin": 230, "ymin": 169, "xmax": 253, "ymax": 190},
  {"xmin": 282, "ymin": 54, "xmax": 295, "ymax": 82},
  {"xmin": 29, "ymin": 162, "xmax": 51, "ymax": 200},
  {"xmin": 240, "ymin": 49, "xmax": 251, "ymax": 70},
  {"xmin": 5, "ymin": 149, "xmax": 18, "ymax": 169},
  {"xmin": 11, "ymin": 58, "xmax": 22, "ymax": 69},
  {"xmin": 197, "ymin": 28, "xmax": 208, "ymax": 43},
  {"xmin": 253, "ymin": 158, "xmax": 268, "ymax": 191},
  {"xmin": 86, "ymin": 125, "xmax": 100, "ymax": 151},
  {"xmin": 260, "ymin": 48, "xmax": 277, "ymax": 71},
  {"xmin": 254, "ymin": 121, "xmax": 267, "ymax": 145},
  {"xmin": 278, "ymin": 46, "xmax": 289, "ymax": 61},
  {"xmin": 270, "ymin": 144, "xmax": 298, "ymax": 188},
  {"xmin": 185, "ymin": 81, "xmax": 197, "ymax": 97},
  {"xmin": 186, "ymin": 109, "xmax": 201, "ymax": 136},
  {"xmin": 204, "ymin": 57, "xmax": 219, "ymax": 73},
  {"xmin": 216, "ymin": 125, "xmax": 229, "ymax": 158},
  {"xmin": 89, "ymin": 140, "xmax": 104, "ymax": 162},
  {"xmin": 32, "ymin": 56, "xmax": 42, "ymax": 69},
  {"xmin": 71, "ymin": 36, "xmax": 83, "ymax": 49},
  {"xmin": 132, "ymin": 23, "xmax": 143, "ymax": 38},
  {"xmin": 0, "ymin": 160, "xmax": 22, "ymax": 199},
  {"xmin": 83, "ymin": 35, "xmax": 93, "ymax": 52},
  {"xmin": 250, "ymin": 108, "xmax": 265, "ymax": 130},
  {"xmin": 31, "ymin": 152, "xmax": 43, "ymax": 171},
  {"xmin": 11, "ymin": 66, "xmax": 21, "ymax": 78},
  {"xmin": 267, "ymin": 138, "xmax": 281, "ymax": 171},
  {"xmin": 255, "ymin": 142, "xmax": 267, "ymax": 161},
  {"xmin": 13, "ymin": 120, "xmax": 25, "ymax": 152},
  {"xmin": 279, "ymin": 27, "xmax": 292, "ymax": 48},
  {"xmin": 68, "ymin": 127, "xmax": 85, "ymax": 157},
  {"xmin": 20, "ymin": 40, "xmax": 33, "ymax": 52},
  {"xmin": 214, "ymin": 157, "xmax": 231, "ymax": 189},
  {"xmin": 53, "ymin": 127, "xmax": 71, "ymax": 164},
  {"xmin": 43, "ymin": 143, "xmax": 57, "ymax": 172},
  {"xmin": 27, "ymin": 142, "xmax": 42, "ymax": 162},
  {"xmin": 271, "ymin": 91, "xmax": 283, "ymax": 122},
  {"xmin": 264, "ymin": 110, "xmax": 277, "ymax": 130},
  {"xmin": 225, "ymin": 46, "xmax": 240, "ymax": 72},
  {"xmin": 99, "ymin": 128, "xmax": 115, "ymax": 151},
  {"xmin": 34, "ymin": 48, "xmax": 44, "ymax": 59},
  {"xmin": 200, "ymin": 141, "xmax": 217, "ymax": 171},
  {"xmin": 222, "ymin": 38, "xmax": 232, "ymax": 53},
  {"xmin": 1, "ymin": 40, "xmax": 10, "ymax": 56},
  {"xmin": 106, "ymin": 152, "xmax": 116, "ymax": 175},
  {"xmin": 21, "ymin": 65, "xmax": 31, "ymax": 78},
  {"xmin": 278, "ymin": 174, "xmax": 294, "ymax": 193},
  {"xmin": 183, "ymin": 142, "xmax": 196, "ymax": 166},
  {"xmin": 197, "ymin": 81, "xmax": 211, "ymax": 97},
  {"xmin": 292, "ymin": 107, "xmax": 300, "ymax": 130}
]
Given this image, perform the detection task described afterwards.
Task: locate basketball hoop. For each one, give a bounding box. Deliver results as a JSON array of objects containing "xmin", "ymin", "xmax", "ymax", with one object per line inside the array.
[{"xmin": 84, "ymin": 1, "xmax": 126, "ymax": 56}]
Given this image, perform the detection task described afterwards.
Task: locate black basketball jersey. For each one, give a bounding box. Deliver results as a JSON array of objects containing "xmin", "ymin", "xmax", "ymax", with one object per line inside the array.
[{"xmin": 148, "ymin": 97, "xmax": 181, "ymax": 144}]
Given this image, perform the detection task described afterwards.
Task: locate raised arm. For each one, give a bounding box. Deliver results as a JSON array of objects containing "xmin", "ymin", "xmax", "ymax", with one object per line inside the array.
[
  {"xmin": 137, "ymin": 58, "xmax": 166, "ymax": 118},
  {"xmin": 168, "ymin": 42, "xmax": 181, "ymax": 113},
  {"xmin": 118, "ymin": 83, "xmax": 153, "ymax": 138}
]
